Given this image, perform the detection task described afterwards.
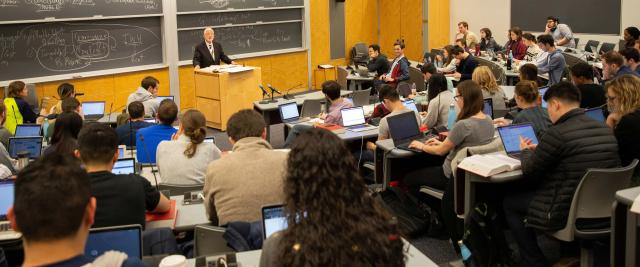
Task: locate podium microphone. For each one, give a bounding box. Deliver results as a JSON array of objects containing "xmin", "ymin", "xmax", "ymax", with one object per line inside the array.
[
  {"xmin": 258, "ymin": 85, "xmax": 275, "ymax": 104},
  {"xmin": 138, "ymin": 134, "xmax": 160, "ymax": 191},
  {"xmin": 283, "ymin": 83, "xmax": 302, "ymax": 100},
  {"xmin": 267, "ymin": 84, "xmax": 282, "ymax": 95}
]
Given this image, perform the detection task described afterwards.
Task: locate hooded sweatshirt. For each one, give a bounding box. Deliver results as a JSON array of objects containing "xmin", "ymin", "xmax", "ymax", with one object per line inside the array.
[{"xmin": 127, "ymin": 87, "xmax": 160, "ymax": 117}]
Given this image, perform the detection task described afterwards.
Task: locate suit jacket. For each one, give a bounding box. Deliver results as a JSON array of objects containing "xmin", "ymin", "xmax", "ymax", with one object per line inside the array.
[{"xmin": 193, "ymin": 41, "xmax": 233, "ymax": 68}]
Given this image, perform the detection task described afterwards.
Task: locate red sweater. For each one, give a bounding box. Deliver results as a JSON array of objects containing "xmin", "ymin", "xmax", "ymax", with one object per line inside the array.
[{"xmin": 505, "ymin": 40, "xmax": 527, "ymax": 60}]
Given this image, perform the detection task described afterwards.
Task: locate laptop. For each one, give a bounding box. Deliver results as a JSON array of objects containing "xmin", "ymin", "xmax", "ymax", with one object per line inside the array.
[
  {"xmin": 497, "ymin": 123, "xmax": 539, "ymax": 159},
  {"xmin": 387, "ymin": 111, "xmax": 432, "ymax": 153},
  {"xmin": 143, "ymin": 118, "xmax": 156, "ymax": 124},
  {"xmin": 341, "ymin": 107, "xmax": 377, "ymax": 132},
  {"xmin": 539, "ymin": 87, "xmax": 549, "ymax": 109},
  {"xmin": 203, "ymin": 137, "xmax": 215, "ymax": 144},
  {"xmin": 112, "ymin": 158, "xmax": 136, "ymax": 175},
  {"xmin": 15, "ymin": 124, "xmax": 42, "ymax": 137},
  {"xmin": 8, "ymin": 136, "xmax": 43, "ymax": 159},
  {"xmin": 156, "ymin": 96, "xmax": 174, "ymax": 102},
  {"xmin": 82, "ymin": 101, "xmax": 106, "ymax": 121},
  {"xmin": 118, "ymin": 146, "xmax": 125, "ymax": 159},
  {"xmin": 278, "ymin": 102, "xmax": 309, "ymax": 124},
  {"xmin": 0, "ymin": 180, "xmax": 21, "ymax": 241},
  {"xmin": 585, "ymin": 107, "xmax": 606, "ymax": 123},
  {"xmin": 262, "ymin": 205, "xmax": 288, "ymax": 240},
  {"xmin": 86, "ymin": 225, "xmax": 143, "ymax": 260},
  {"xmin": 402, "ymin": 100, "xmax": 419, "ymax": 113},
  {"xmin": 483, "ymin": 98, "xmax": 494, "ymax": 119}
]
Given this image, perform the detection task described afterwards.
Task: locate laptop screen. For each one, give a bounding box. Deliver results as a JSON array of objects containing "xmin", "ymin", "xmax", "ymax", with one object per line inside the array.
[
  {"xmin": 83, "ymin": 102, "xmax": 105, "ymax": 116},
  {"xmin": 483, "ymin": 98, "xmax": 494, "ymax": 118},
  {"xmin": 387, "ymin": 111, "xmax": 421, "ymax": 144},
  {"xmin": 204, "ymin": 137, "xmax": 215, "ymax": 143},
  {"xmin": 9, "ymin": 137, "xmax": 43, "ymax": 159},
  {"xmin": 112, "ymin": 158, "xmax": 135, "ymax": 175},
  {"xmin": 143, "ymin": 118, "xmax": 156, "ymax": 124},
  {"xmin": 279, "ymin": 102, "xmax": 299, "ymax": 121},
  {"xmin": 539, "ymin": 87, "xmax": 549, "ymax": 109},
  {"xmin": 340, "ymin": 107, "xmax": 366, "ymax": 127},
  {"xmin": 497, "ymin": 123, "xmax": 539, "ymax": 154},
  {"xmin": 86, "ymin": 226, "xmax": 142, "ymax": 259},
  {"xmin": 156, "ymin": 96, "xmax": 174, "ymax": 102},
  {"xmin": 585, "ymin": 108, "xmax": 605, "ymax": 122},
  {"xmin": 15, "ymin": 124, "xmax": 41, "ymax": 137},
  {"xmin": 0, "ymin": 181, "xmax": 14, "ymax": 219},
  {"xmin": 262, "ymin": 205, "xmax": 288, "ymax": 239},
  {"xmin": 402, "ymin": 100, "xmax": 419, "ymax": 113},
  {"xmin": 118, "ymin": 147, "xmax": 125, "ymax": 159}
]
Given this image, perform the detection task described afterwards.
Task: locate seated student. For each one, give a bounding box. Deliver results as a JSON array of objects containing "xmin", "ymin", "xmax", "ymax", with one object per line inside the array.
[
  {"xmin": 479, "ymin": 28, "xmax": 500, "ymax": 52},
  {"xmin": 46, "ymin": 97, "xmax": 83, "ymax": 141},
  {"xmin": 604, "ymin": 75, "xmax": 640, "ymax": 170},
  {"xmin": 544, "ymin": 16, "xmax": 575, "ymax": 48},
  {"xmin": 602, "ymin": 51, "xmax": 640, "ymax": 80},
  {"xmin": 502, "ymin": 27, "xmax": 527, "ymax": 60},
  {"xmin": 157, "ymin": 109, "xmax": 221, "ymax": 185},
  {"xmin": 115, "ymin": 101, "xmax": 154, "ymax": 147},
  {"xmin": 420, "ymin": 63, "xmax": 454, "ymax": 94},
  {"xmin": 135, "ymin": 99, "xmax": 178, "ymax": 164},
  {"xmin": 49, "ymin": 83, "xmax": 76, "ymax": 115},
  {"xmin": 380, "ymin": 40, "xmax": 410, "ymax": 87},
  {"xmin": 448, "ymin": 45, "xmax": 478, "ymax": 82},
  {"xmin": 455, "ymin": 21, "xmax": 479, "ymax": 49},
  {"xmin": 405, "ymin": 80, "xmax": 494, "ymax": 250},
  {"xmin": 0, "ymin": 102, "xmax": 10, "ymax": 149},
  {"xmin": 624, "ymin": 26, "xmax": 640, "ymax": 49},
  {"xmin": 570, "ymin": 62, "xmax": 606, "ymax": 108},
  {"xmin": 519, "ymin": 63, "xmax": 540, "ymax": 86},
  {"xmin": 260, "ymin": 128, "xmax": 404, "ymax": 267},
  {"xmin": 503, "ymin": 82, "xmax": 619, "ymax": 267},
  {"xmin": 472, "ymin": 66, "xmax": 507, "ymax": 110},
  {"xmin": 7, "ymin": 154, "xmax": 145, "ymax": 267},
  {"xmin": 437, "ymin": 45, "xmax": 458, "ymax": 74},
  {"xmin": 43, "ymin": 112, "xmax": 83, "ymax": 157},
  {"xmin": 204, "ymin": 109, "xmax": 286, "ymax": 225},
  {"xmin": 3, "ymin": 81, "xmax": 46, "ymax": 134},
  {"xmin": 515, "ymin": 33, "xmax": 545, "ymax": 68},
  {"xmin": 366, "ymin": 85, "xmax": 421, "ymax": 151},
  {"xmin": 127, "ymin": 76, "xmax": 161, "ymax": 118},
  {"xmin": 495, "ymin": 81, "xmax": 551, "ymax": 138},
  {"xmin": 455, "ymin": 38, "xmax": 469, "ymax": 53},
  {"xmin": 366, "ymin": 44, "xmax": 390, "ymax": 79},
  {"xmin": 621, "ymin": 47, "xmax": 640, "ymax": 74},
  {"xmin": 76, "ymin": 123, "xmax": 170, "ymax": 228},
  {"xmin": 423, "ymin": 74, "xmax": 454, "ymax": 129},
  {"xmin": 536, "ymin": 34, "xmax": 566, "ymax": 85}
]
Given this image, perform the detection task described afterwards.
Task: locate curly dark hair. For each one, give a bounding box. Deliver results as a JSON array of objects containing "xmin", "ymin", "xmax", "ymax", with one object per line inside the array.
[{"xmin": 276, "ymin": 128, "xmax": 406, "ymax": 266}]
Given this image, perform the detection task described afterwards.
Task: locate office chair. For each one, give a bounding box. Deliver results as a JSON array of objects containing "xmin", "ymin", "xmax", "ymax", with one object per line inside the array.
[
  {"xmin": 350, "ymin": 43, "xmax": 369, "ymax": 66},
  {"xmin": 599, "ymin": 43, "xmax": 616, "ymax": 54},
  {"xmin": 157, "ymin": 183, "xmax": 204, "ymax": 196},
  {"xmin": 301, "ymin": 99, "xmax": 323, "ymax": 118},
  {"xmin": 584, "ymin": 40, "xmax": 600, "ymax": 53}
]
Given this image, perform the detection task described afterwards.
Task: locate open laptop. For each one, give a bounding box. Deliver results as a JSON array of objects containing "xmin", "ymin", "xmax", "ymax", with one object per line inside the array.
[
  {"xmin": 86, "ymin": 225, "xmax": 143, "ymax": 260},
  {"xmin": 483, "ymin": 98, "xmax": 494, "ymax": 119},
  {"xmin": 204, "ymin": 137, "xmax": 215, "ymax": 144},
  {"xmin": 112, "ymin": 158, "xmax": 136, "ymax": 175},
  {"xmin": 82, "ymin": 101, "xmax": 106, "ymax": 121},
  {"xmin": 402, "ymin": 99, "xmax": 419, "ymax": 113},
  {"xmin": 156, "ymin": 96, "xmax": 174, "ymax": 102},
  {"xmin": 539, "ymin": 87, "xmax": 549, "ymax": 109},
  {"xmin": 585, "ymin": 107, "xmax": 606, "ymax": 123},
  {"xmin": 143, "ymin": 118, "xmax": 156, "ymax": 124},
  {"xmin": 118, "ymin": 146, "xmax": 125, "ymax": 159},
  {"xmin": 262, "ymin": 205, "xmax": 288, "ymax": 240},
  {"xmin": 497, "ymin": 123, "xmax": 539, "ymax": 159},
  {"xmin": 278, "ymin": 102, "xmax": 309, "ymax": 124},
  {"xmin": 387, "ymin": 111, "xmax": 433, "ymax": 153},
  {"xmin": 15, "ymin": 124, "xmax": 42, "ymax": 137},
  {"xmin": 341, "ymin": 107, "xmax": 377, "ymax": 132},
  {"xmin": 0, "ymin": 180, "xmax": 21, "ymax": 241},
  {"xmin": 8, "ymin": 136, "xmax": 43, "ymax": 159}
]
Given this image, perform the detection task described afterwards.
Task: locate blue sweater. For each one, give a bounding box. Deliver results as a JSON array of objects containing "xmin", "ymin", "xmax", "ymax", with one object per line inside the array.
[
  {"xmin": 537, "ymin": 49, "xmax": 566, "ymax": 86},
  {"xmin": 136, "ymin": 124, "xmax": 177, "ymax": 164}
]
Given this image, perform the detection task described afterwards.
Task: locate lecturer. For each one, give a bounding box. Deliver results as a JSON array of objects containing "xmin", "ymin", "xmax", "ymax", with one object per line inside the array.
[{"xmin": 193, "ymin": 27, "xmax": 236, "ymax": 69}]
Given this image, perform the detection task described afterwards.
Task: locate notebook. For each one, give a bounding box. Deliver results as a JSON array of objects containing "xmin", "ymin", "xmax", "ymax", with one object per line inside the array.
[
  {"xmin": 340, "ymin": 107, "xmax": 376, "ymax": 132},
  {"xmin": 0, "ymin": 180, "xmax": 20, "ymax": 241},
  {"xmin": 156, "ymin": 96, "xmax": 174, "ymax": 102},
  {"xmin": 387, "ymin": 111, "xmax": 432, "ymax": 153},
  {"xmin": 497, "ymin": 123, "xmax": 539, "ymax": 159},
  {"xmin": 112, "ymin": 158, "xmax": 136, "ymax": 175},
  {"xmin": 15, "ymin": 124, "xmax": 41, "ymax": 137},
  {"xmin": 278, "ymin": 102, "xmax": 308, "ymax": 124},
  {"xmin": 483, "ymin": 98, "xmax": 494, "ymax": 119},
  {"xmin": 585, "ymin": 107, "xmax": 606, "ymax": 123},
  {"xmin": 86, "ymin": 225, "xmax": 142, "ymax": 259},
  {"xmin": 539, "ymin": 87, "xmax": 549, "ymax": 109},
  {"xmin": 82, "ymin": 101, "xmax": 106, "ymax": 120},
  {"xmin": 8, "ymin": 136, "xmax": 43, "ymax": 159},
  {"xmin": 262, "ymin": 204, "xmax": 287, "ymax": 239},
  {"xmin": 402, "ymin": 99, "xmax": 419, "ymax": 113}
]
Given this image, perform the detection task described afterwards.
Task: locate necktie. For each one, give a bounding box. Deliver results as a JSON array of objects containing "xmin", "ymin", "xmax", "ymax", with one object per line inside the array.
[{"xmin": 208, "ymin": 44, "xmax": 215, "ymax": 61}]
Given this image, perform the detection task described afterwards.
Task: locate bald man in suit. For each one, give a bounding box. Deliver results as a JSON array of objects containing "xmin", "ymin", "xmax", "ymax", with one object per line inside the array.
[{"xmin": 193, "ymin": 27, "xmax": 236, "ymax": 69}]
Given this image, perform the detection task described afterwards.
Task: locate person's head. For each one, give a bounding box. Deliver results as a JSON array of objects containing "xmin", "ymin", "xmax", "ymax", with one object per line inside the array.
[
  {"xmin": 480, "ymin": 28, "xmax": 492, "ymax": 40},
  {"xmin": 141, "ymin": 76, "xmax": 160, "ymax": 96},
  {"xmin": 522, "ymin": 33, "xmax": 537, "ymax": 46},
  {"xmin": 420, "ymin": 63, "xmax": 436, "ymax": 81},
  {"xmin": 156, "ymin": 99, "xmax": 178, "ymax": 125},
  {"xmin": 546, "ymin": 16, "xmax": 559, "ymax": 29},
  {"xmin": 570, "ymin": 62, "xmax": 595, "ymax": 85},
  {"xmin": 537, "ymin": 34, "xmax": 555, "ymax": 52},
  {"xmin": 226, "ymin": 109, "xmax": 266, "ymax": 144},
  {"xmin": 377, "ymin": 85, "xmax": 401, "ymax": 110},
  {"xmin": 519, "ymin": 63, "xmax": 539, "ymax": 83},
  {"xmin": 321, "ymin": 80, "xmax": 342, "ymax": 102},
  {"xmin": 451, "ymin": 45, "xmax": 467, "ymax": 60},
  {"xmin": 61, "ymin": 97, "xmax": 81, "ymax": 114},
  {"xmin": 127, "ymin": 101, "xmax": 145, "ymax": 120},
  {"xmin": 620, "ymin": 47, "xmax": 640, "ymax": 67},
  {"xmin": 542, "ymin": 81, "xmax": 581, "ymax": 123},
  {"xmin": 50, "ymin": 112, "xmax": 83, "ymax": 156},
  {"xmin": 368, "ymin": 44, "xmax": 381, "ymax": 58},
  {"xmin": 57, "ymin": 83, "xmax": 75, "ymax": 100},
  {"xmin": 443, "ymin": 45, "xmax": 455, "ymax": 63},
  {"xmin": 278, "ymin": 128, "xmax": 404, "ymax": 266},
  {"xmin": 472, "ymin": 66, "xmax": 499, "ymax": 93},
  {"xmin": 7, "ymin": 80, "xmax": 27, "ymax": 98},
  {"xmin": 393, "ymin": 40, "xmax": 405, "ymax": 57},
  {"xmin": 8, "ymin": 154, "xmax": 95, "ymax": 254},
  {"xmin": 624, "ymin": 27, "xmax": 640, "ymax": 42},
  {"xmin": 455, "ymin": 80, "xmax": 484, "ymax": 121},
  {"xmin": 514, "ymin": 80, "xmax": 540, "ymax": 107},
  {"xmin": 427, "ymin": 73, "xmax": 449, "ymax": 101},
  {"xmin": 605, "ymin": 75, "xmax": 640, "ymax": 117},
  {"xmin": 509, "ymin": 27, "xmax": 523, "ymax": 41},
  {"xmin": 458, "ymin": 21, "xmax": 469, "ymax": 34},
  {"xmin": 0, "ymin": 101, "xmax": 5, "ymax": 125},
  {"xmin": 203, "ymin": 27, "xmax": 215, "ymax": 43},
  {"xmin": 455, "ymin": 38, "xmax": 467, "ymax": 48},
  {"xmin": 76, "ymin": 123, "xmax": 119, "ymax": 167},
  {"xmin": 179, "ymin": 109, "xmax": 207, "ymax": 158},
  {"xmin": 602, "ymin": 51, "xmax": 625, "ymax": 78}
]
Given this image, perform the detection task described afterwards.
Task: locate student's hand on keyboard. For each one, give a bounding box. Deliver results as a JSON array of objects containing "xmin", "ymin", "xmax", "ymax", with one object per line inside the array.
[
  {"xmin": 408, "ymin": 140, "xmax": 425, "ymax": 152},
  {"xmin": 425, "ymin": 137, "xmax": 441, "ymax": 146}
]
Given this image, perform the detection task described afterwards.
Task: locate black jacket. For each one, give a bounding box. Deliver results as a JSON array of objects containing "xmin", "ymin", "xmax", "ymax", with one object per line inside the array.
[
  {"xmin": 193, "ymin": 41, "xmax": 233, "ymax": 68},
  {"xmin": 367, "ymin": 54, "xmax": 390, "ymax": 77},
  {"xmin": 520, "ymin": 108, "xmax": 619, "ymax": 231},
  {"xmin": 615, "ymin": 109, "xmax": 640, "ymax": 167},
  {"xmin": 456, "ymin": 54, "xmax": 478, "ymax": 81}
]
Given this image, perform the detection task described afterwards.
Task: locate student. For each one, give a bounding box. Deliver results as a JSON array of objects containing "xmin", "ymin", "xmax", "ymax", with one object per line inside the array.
[
  {"xmin": 455, "ymin": 21, "xmax": 479, "ymax": 49},
  {"xmin": 0, "ymin": 102, "xmax": 10, "ymax": 149},
  {"xmin": 437, "ymin": 45, "xmax": 458, "ymax": 74},
  {"xmin": 374, "ymin": 85, "xmax": 421, "ymax": 141},
  {"xmin": 127, "ymin": 76, "xmax": 161, "ymax": 118},
  {"xmin": 448, "ymin": 45, "xmax": 478, "ymax": 82},
  {"xmin": 380, "ymin": 40, "xmax": 410, "ymax": 86},
  {"xmin": 3, "ymin": 81, "xmax": 46, "ymax": 134},
  {"xmin": 422, "ymin": 63, "xmax": 453, "ymax": 93},
  {"xmin": 536, "ymin": 34, "xmax": 566, "ymax": 85},
  {"xmin": 45, "ymin": 97, "xmax": 83, "ymax": 141},
  {"xmin": 515, "ymin": 33, "xmax": 545, "ymax": 68},
  {"xmin": 6, "ymin": 154, "xmax": 145, "ymax": 267},
  {"xmin": 115, "ymin": 101, "xmax": 154, "ymax": 147},
  {"xmin": 570, "ymin": 62, "xmax": 606, "ymax": 108},
  {"xmin": 135, "ymin": 99, "xmax": 178, "ymax": 164},
  {"xmin": 423, "ymin": 74, "xmax": 454, "ymax": 129},
  {"xmin": 623, "ymin": 26, "xmax": 640, "ymax": 49},
  {"xmin": 157, "ymin": 110, "xmax": 221, "ymax": 185},
  {"xmin": 76, "ymin": 123, "xmax": 170, "ymax": 228},
  {"xmin": 366, "ymin": 44, "xmax": 390, "ymax": 78},
  {"xmin": 502, "ymin": 27, "xmax": 527, "ymax": 60},
  {"xmin": 472, "ymin": 66, "xmax": 507, "ymax": 110},
  {"xmin": 495, "ymin": 81, "xmax": 551, "ymax": 138},
  {"xmin": 406, "ymin": 80, "xmax": 494, "ymax": 250},
  {"xmin": 605, "ymin": 75, "xmax": 640, "ymax": 174},
  {"xmin": 204, "ymin": 109, "xmax": 286, "ymax": 225},
  {"xmin": 620, "ymin": 47, "xmax": 640, "ymax": 73},
  {"xmin": 43, "ymin": 112, "xmax": 83, "ymax": 157},
  {"xmin": 504, "ymin": 82, "xmax": 619, "ymax": 266},
  {"xmin": 260, "ymin": 128, "xmax": 405, "ymax": 267},
  {"xmin": 519, "ymin": 63, "xmax": 540, "ymax": 86},
  {"xmin": 602, "ymin": 51, "xmax": 639, "ymax": 80},
  {"xmin": 544, "ymin": 16, "xmax": 575, "ymax": 48},
  {"xmin": 49, "ymin": 83, "xmax": 76, "ymax": 115},
  {"xmin": 479, "ymin": 28, "xmax": 500, "ymax": 52}
]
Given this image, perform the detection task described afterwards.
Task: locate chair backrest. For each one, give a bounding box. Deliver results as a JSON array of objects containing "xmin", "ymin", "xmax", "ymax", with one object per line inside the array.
[
  {"xmin": 351, "ymin": 43, "xmax": 369, "ymax": 65},
  {"xmin": 584, "ymin": 40, "xmax": 600, "ymax": 53},
  {"xmin": 618, "ymin": 39, "xmax": 627, "ymax": 51},
  {"xmin": 408, "ymin": 67, "xmax": 425, "ymax": 92},
  {"xmin": 337, "ymin": 67, "xmax": 348, "ymax": 90},
  {"xmin": 351, "ymin": 89, "xmax": 371, "ymax": 107},
  {"xmin": 599, "ymin": 42, "xmax": 616, "ymax": 54},
  {"xmin": 301, "ymin": 99, "xmax": 323, "ymax": 118},
  {"xmin": 194, "ymin": 225, "xmax": 234, "ymax": 257},
  {"xmin": 396, "ymin": 82, "xmax": 412, "ymax": 98},
  {"xmin": 157, "ymin": 183, "xmax": 204, "ymax": 196},
  {"xmin": 573, "ymin": 38, "xmax": 580, "ymax": 48},
  {"xmin": 562, "ymin": 52, "xmax": 587, "ymax": 68}
]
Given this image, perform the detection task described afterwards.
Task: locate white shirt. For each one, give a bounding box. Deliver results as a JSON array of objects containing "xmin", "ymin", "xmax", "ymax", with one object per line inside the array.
[{"xmin": 206, "ymin": 42, "xmax": 215, "ymax": 61}]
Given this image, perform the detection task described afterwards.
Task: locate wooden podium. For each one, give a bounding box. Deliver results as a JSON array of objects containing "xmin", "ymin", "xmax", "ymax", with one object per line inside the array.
[{"xmin": 194, "ymin": 67, "xmax": 262, "ymax": 131}]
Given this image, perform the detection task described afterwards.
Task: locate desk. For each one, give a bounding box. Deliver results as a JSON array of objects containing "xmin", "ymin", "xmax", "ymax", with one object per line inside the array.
[
  {"xmin": 146, "ymin": 195, "xmax": 209, "ymax": 232},
  {"xmin": 611, "ymin": 186, "xmax": 640, "ymax": 267},
  {"xmin": 338, "ymin": 66, "xmax": 375, "ymax": 91},
  {"xmin": 284, "ymin": 121, "xmax": 378, "ymax": 144},
  {"xmin": 96, "ymin": 113, "xmax": 119, "ymax": 126}
]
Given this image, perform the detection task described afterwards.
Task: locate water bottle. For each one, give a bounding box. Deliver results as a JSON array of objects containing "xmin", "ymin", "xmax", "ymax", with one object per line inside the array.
[
  {"xmin": 447, "ymin": 103, "xmax": 456, "ymax": 130},
  {"xmin": 506, "ymin": 50, "xmax": 513, "ymax": 70},
  {"xmin": 411, "ymin": 82, "xmax": 417, "ymax": 95},
  {"xmin": 458, "ymin": 240, "xmax": 476, "ymax": 267},
  {"xmin": 42, "ymin": 118, "xmax": 49, "ymax": 142}
]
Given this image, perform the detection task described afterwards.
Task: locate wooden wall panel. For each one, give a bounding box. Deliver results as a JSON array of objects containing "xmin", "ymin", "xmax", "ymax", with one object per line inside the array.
[
  {"xmin": 379, "ymin": 0, "xmax": 402, "ymax": 58},
  {"xmin": 178, "ymin": 67, "xmax": 196, "ymax": 109},
  {"xmin": 401, "ymin": 0, "xmax": 423, "ymax": 60},
  {"xmin": 429, "ymin": 0, "xmax": 450, "ymax": 50},
  {"xmin": 113, "ymin": 69, "xmax": 170, "ymax": 111}
]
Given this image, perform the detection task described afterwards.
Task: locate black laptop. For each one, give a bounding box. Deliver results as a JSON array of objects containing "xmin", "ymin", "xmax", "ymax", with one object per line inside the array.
[
  {"xmin": 387, "ymin": 111, "xmax": 431, "ymax": 152},
  {"xmin": 278, "ymin": 102, "xmax": 309, "ymax": 124}
]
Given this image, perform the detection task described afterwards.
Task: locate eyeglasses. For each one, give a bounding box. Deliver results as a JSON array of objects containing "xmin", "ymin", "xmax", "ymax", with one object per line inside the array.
[{"xmin": 453, "ymin": 95, "xmax": 462, "ymax": 101}]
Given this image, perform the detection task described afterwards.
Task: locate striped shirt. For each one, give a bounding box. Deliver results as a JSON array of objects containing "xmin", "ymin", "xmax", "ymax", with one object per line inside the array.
[{"xmin": 513, "ymin": 106, "xmax": 552, "ymax": 138}]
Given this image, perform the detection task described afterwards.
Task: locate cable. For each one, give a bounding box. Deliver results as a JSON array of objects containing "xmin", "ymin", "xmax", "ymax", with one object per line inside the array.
[{"xmin": 357, "ymin": 134, "xmax": 364, "ymax": 168}]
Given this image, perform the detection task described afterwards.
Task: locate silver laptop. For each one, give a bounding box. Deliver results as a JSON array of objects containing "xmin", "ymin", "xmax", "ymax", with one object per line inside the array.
[
  {"xmin": 112, "ymin": 158, "xmax": 137, "ymax": 175},
  {"xmin": 0, "ymin": 180, "xmax": 21, "ymax": 241},
  {"xmin": 86, "ymin": 224, "xmax": 143, "ymax": 259},
  {"xmin": 497, "ymin": 123, "xmax": 539, "ymax": 159},
  {"xmin": 82, "ymin": 101, "xmax": 106, "ymax": 121},
  {"xmin": 340, "ymin": 107, "xmax": 377, "ymax": 132}
]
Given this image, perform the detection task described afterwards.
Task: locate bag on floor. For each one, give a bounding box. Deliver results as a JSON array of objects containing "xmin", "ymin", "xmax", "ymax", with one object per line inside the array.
[
  {"xmin": 374, "ymin": 187, "xmax": 431, "ymax": 237},
  {"xmin": 462, "ymin": 203, "xmax": 515, "ymax": 267}
]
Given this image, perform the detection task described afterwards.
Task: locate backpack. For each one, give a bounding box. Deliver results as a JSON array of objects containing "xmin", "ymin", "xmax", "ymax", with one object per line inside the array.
[
  {"xmin": 462, "ymin": 203, "xmax": 515, "ymax": 267},
  {"xmin": 374, "ymin": 187, "xmax": 439, "ymax": 237}
]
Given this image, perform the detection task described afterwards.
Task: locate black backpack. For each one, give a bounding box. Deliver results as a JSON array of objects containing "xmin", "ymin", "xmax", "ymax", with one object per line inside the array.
[
  {"xmin": 374, "ymin": 187, "xmax": 442, "ymax": 237},
  {"xmin": 462, "ymin": 203, "xmax": 515, "ymax": 267}
]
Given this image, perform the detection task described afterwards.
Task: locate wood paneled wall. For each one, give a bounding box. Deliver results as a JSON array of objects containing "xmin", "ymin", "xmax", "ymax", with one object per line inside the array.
[
  {"xmin": 429, "ymin": 0, "xmax": 451, "ymax": 50},
  {"xmin": 379, "ymin": 0, "xmax": 423, "ymax": 61}
]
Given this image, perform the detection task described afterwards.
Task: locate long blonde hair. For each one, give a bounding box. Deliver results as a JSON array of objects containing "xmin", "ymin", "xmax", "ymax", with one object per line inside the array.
[
  {"xmin": 606, "ymin": 75, "xmax": 640, "ymax": 117},
  {"xmin": 472, "ymin": 66, "xmax": 500, "ymax": 94}
]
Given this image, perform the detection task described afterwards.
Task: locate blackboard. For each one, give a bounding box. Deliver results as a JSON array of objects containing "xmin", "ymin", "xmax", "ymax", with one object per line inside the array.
[
  {"xmin": 178, "ymin": 0, "xmax": 304, "ymax": 13},
  {"xmin": 177, "ymin": 9, "xmax": 302, "ymax": 28},
  {"xmin": 0, "ymin": 0, "xmax": 163, "ymax": 22},
  {"xmin": 178, "ymin": 22, "xmax": 303, "ymax": 61},
  {"xmin": 511, "ymin": 0, "xmax": 621, "ymax": 35},
  {"xmin": 0, "ymin": 17, "xmax": 163, "ymax": 81}
]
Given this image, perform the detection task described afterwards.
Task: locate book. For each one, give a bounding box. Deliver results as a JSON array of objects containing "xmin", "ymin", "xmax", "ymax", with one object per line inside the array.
[{"xmin": 457, "ymin": 153, "xmax": 521, "ymax": 177}]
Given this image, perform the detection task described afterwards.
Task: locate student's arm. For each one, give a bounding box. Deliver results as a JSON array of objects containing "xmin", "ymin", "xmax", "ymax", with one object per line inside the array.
[
  {"xmin": 152, "ymin": 194, "xmax": 171, "ymax": 213},
  {"xmin": 519, "ymin": 128, "xmax": 562, "ymax": 182},
  {"xmin": 409, "ymin": 137, "xmax": 454, "ymax": 156},
  {"xmin": 423, "ymin": 99, "xmax": 439, "ymax": 128},
  {"xmin": 556, "ymin": 25, "xmax": 573, "ymax": 47},
  {"xmin": 16, "ymin": 99, "xmax": 39, "ymax": 123},
  {"xmin": 140, "ymin": 176, "xmax": 170, "ymax": 213},
  {"xmin": 395, "ymin": 59, "xmax": 410, "ymax": 82},
  {"xmin": 460, "ymin": 59, "xmax": 478, "ymax": 80}
]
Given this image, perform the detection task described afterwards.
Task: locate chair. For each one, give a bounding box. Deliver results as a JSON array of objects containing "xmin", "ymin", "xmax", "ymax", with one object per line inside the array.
[
  {"xmin": 157, "ymin": 183, "xmax": 204, "ymax": 196},
  {"xmin": 618, "ymin": 39, "xmax": 627, "ymax": 51},
  {"xmin": 396, "ymin": 82, "xmax": 412, "ymax": 98},
  {"xmin": 584, "ymin": 40, "xmax": 600, "ymax": 53},
  {"xmin": 550, "ymin": 159, "xmax": 638, "ymax": 267},
  {"xmin": 194, "ymin": 224, "xmax": 234, "ymax": 257},
  {"xmin": 337, "ymin": 67, "xmax": 348, "ymax": 90},
  {"xmin": 351, "ymin": 89, "xmax": 371, "ymax": 107},
  {"xmin": 574, "ymin": 38, "xmax": 580, "ymax": 48},
  {"xmin": 599, "ymin": 43, "xmax": 616, "ymax": 54},
  {"xmin": 409, "ymin": 67, "xmax": 425, "ymax": 92},
  {"xmin": 562, "ymin": 52, "xmax": 587, "ymax": 68},
  {"xmin": 301, "ymin": 99, "xmax": 323, "ymax": 118},
  {"xmin": 350, "ymin": 43, "xmax": 369, "ymax": 66}
]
